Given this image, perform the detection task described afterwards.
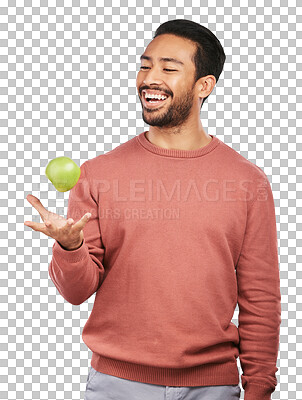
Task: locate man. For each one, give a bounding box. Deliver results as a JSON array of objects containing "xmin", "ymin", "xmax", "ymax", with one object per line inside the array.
[{"xmin": 25, "ymin": 19, "xmax": 281, "ymax": 400}]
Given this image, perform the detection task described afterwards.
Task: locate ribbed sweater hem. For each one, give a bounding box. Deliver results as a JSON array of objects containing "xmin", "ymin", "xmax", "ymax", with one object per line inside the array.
[{"xmin": 91, "ymin": 353, "xmax": 239, "ymax": 387}]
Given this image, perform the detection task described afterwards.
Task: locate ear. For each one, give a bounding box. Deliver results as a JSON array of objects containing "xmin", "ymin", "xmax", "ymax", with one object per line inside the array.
[{"xmin": 197, "ymin": 75, "xmax": 216, "ymax": 100}]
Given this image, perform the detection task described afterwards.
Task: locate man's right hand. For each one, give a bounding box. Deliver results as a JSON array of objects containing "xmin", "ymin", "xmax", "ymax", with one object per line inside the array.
[{"xmin": 24, "ymin": 194, "xmax": 91, "ymax": 251}]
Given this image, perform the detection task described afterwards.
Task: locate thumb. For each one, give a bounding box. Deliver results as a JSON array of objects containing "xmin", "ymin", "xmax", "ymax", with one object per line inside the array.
[{"xmin": 73, "ymin": 212, "xmax": 92, "ymax": 232}]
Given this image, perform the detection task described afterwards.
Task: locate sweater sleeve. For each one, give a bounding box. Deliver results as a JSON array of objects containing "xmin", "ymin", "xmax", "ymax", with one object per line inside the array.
[
  {"xmin": 236, "ymin": 171, "xmax": 281, "ymax": 400},
  {"xmin": 48, "ymin": 161, "xmax": 105, "ymax": 306}
]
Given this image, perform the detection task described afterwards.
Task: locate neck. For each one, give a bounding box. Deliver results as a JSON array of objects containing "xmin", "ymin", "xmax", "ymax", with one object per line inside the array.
[{"xmin": 146, "ymin": 121, "xmax": 212, "ymax": 151}]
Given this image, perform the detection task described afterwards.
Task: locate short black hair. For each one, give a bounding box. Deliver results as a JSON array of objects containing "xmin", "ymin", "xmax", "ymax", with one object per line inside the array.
[{"xmin": 153, "ymin": 19, "xmax": 226, "ymax": 108}]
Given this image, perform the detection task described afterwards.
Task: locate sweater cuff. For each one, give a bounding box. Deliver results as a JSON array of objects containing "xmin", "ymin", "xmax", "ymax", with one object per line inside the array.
[
  {"xmin": 52, "ymin": 238, "xmax": 89, "ymax": 263},
  {"xmin": 244, "ymin": 383, "xmax": 274, "ymax": 400}
]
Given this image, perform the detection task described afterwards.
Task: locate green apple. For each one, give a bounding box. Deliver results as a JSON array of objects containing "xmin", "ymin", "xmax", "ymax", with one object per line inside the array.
[{"xmin": 45, "ymin": 157, "xmax": 81, "ymax": 192}]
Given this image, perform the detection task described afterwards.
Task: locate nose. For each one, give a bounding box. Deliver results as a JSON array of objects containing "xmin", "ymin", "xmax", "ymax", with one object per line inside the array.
[{"xmin": 141, "ymin": 67, "xmax": 164, "ymax": 88}]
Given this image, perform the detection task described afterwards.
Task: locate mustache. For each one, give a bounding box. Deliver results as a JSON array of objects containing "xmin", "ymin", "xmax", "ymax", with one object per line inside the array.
[{"xmin": 140, "ymin": 87, "xmax": 172, "ymax": 97}]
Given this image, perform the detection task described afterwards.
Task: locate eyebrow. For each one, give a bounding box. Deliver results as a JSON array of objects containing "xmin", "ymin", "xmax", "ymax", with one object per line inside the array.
[{"xmin": 140, "ymin": 55, "xmax": 184, "ymax": 66}]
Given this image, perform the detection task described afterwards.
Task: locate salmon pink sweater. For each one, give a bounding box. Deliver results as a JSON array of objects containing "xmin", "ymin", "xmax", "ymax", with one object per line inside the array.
[{"xmin": 48, "ymin": 131, "xmax": 281, "ymax": 400}]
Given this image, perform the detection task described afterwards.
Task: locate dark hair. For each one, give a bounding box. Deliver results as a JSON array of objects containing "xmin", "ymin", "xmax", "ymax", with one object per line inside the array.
[{"xmin": 153, "ymin": 19, "xmax": 226, "ymax": 108}]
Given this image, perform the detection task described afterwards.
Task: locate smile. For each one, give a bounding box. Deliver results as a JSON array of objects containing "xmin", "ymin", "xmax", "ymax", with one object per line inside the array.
[{"xmin": 142, "ymin": 91, "xmax": 170, "ymax": 109}]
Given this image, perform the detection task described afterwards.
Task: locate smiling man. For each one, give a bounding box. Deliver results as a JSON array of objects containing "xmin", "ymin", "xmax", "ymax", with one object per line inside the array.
[
  {"xmin": 137, "ymin": 32, "xmax": 216, "ymax": 150},
  {"xmin": 41, "ymin": 19, "xmax": 281, "ymax": 400}
]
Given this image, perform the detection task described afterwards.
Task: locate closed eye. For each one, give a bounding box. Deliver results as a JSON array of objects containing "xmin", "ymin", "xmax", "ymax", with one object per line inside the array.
[{"xmin": 140, "ymin": 67, "xmax": 177, "ymax": 72}]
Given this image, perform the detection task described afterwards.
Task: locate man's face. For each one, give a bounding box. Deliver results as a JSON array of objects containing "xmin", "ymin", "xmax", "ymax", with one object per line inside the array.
[{"xmin": 136, "ymin": 34, "xmax": 200, "ymax": 128}]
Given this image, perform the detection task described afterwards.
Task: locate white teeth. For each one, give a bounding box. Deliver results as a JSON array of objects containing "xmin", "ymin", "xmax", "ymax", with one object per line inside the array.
[{"xmin": 144, "ymin": 92, "xmax": 168, "ymax": 101}]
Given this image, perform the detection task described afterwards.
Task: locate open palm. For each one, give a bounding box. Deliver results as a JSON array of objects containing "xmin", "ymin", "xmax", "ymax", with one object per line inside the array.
[{"xmin": 24, "ymin": 194, "xmax": 91, "ymax": 250}]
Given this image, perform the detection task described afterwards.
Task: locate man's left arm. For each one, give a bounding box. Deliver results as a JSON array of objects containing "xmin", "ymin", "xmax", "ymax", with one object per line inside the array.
[{"xmin": 236, "ymin": 171, "xmax": 282, "ymax": 400}]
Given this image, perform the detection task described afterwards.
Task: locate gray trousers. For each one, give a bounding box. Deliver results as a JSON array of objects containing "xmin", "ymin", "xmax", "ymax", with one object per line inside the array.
[{"xmin": 84, "ymin": 366, "xmax": 241, "ymax": 400}]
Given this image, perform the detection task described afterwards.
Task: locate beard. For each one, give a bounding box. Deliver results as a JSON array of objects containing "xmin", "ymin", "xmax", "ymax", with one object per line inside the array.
[{"xmin": 140, "ymin": 88, "xmax": 196, "ymax": 129}]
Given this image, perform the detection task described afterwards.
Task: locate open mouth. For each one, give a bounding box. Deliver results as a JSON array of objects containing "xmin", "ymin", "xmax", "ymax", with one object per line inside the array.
[{"xmin": 142, "ymin": 92, "xmax": 170, "ymax": 108}]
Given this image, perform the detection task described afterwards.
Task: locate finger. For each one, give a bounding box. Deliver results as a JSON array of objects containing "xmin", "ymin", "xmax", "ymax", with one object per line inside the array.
[
  {"xmin": 26, "ymin": 194, "xmax": 48, "ymax": 220},
  {"xmin": 24, "ymin": 220, "xmax": 50, "ymax": 234},
  {"xmin": 72, "ymin": 213, "xmax": 91, "ymax": 232},
  {"xmin": 60, "ymin": 218, "xmax": 74, "ymax": 232}
]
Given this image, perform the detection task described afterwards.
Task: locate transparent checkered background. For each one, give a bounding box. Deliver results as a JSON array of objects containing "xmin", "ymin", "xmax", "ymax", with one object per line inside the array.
[{"xmin": 0, "ymin": 1, "xmax": 300, "ymax": 399}]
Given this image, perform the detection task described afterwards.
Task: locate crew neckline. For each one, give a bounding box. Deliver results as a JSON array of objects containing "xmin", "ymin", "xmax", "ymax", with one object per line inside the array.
[{"xmin": 136, "ymin": 131, "xmax": 220, "ymax": 159}]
